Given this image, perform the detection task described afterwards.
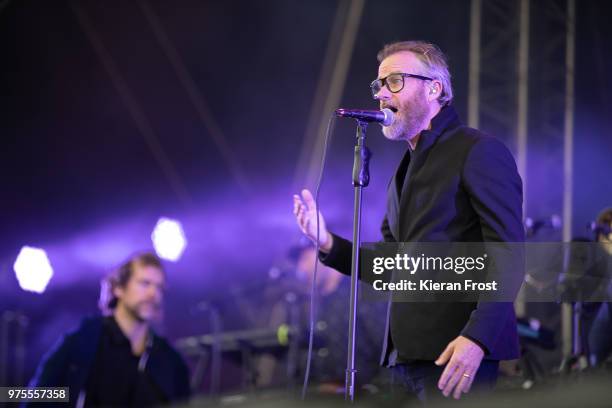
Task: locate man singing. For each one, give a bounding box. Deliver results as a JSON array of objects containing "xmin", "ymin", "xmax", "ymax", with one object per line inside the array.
[
  {"xmin": 28, "ymin": 252, "xmax": 191, "ymax": 407},
  {"xmin": 293, "ymin": 41, "xmax": 524, "ymax": 402}
]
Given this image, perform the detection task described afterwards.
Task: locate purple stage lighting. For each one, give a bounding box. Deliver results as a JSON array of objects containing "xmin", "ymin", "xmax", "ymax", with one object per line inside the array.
[
  {"xmin": 151, "ymin": 217, "xmax": 187, "ymax": 262},
  {"xmin": 13, "ymin": 246, "xmax": 54, "ymax": 294}
]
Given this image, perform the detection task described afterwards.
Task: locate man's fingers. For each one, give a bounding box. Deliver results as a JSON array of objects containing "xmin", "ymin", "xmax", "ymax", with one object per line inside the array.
[
  {"xmin": 462, "ymin": 371, "xmax": 475, "ymax": 394},
  {"xmin": 294, "ymin": 190, "xmax": 327, "ymax": 246},
  {"xmin": 293, "ymin": 196, "xmax": 304, "ymax": 216},
  {"xmin": 452, "ymin": 374, "xmax": 471, "ymax": 399},
  {"xmin": 453, "ymin": 378, "xmax": 467, "ymax": 399},
  {"xmin": 435, "ymin": 343, "xmax": 453, "ymax": 366},
  {"xmin": 436, "ymin": 337, "xmax": 483, "ymax": 398},
  {"xmin": 436, "ymin": 341, "xmax": 455, "ymax": 390},
  {"xmin": 293, "ymin": 195, "xmax": 307, "ymax": 219},
  {"xmin": 437, "ymin": 359, "xmax": 456, "ymax": 391},
  {"xmin": 301, "ymin": 189, "xmax": 316, "ymax": 211},
  {"xmin": 293, "ymin": 199, "xmax": 300, "ymax": 216},
  {"xmin": 442, "ymin": 363, "xmax": 463, "ymax": 398}
]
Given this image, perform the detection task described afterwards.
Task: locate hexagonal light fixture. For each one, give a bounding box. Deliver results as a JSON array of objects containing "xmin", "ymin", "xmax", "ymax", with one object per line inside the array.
[
  {"xmin": 13, "ymin": 246, "xmax": 54, "ymax": 294},
  {"xmin": 151, "ymin": 217, "xmax": 187, "ymax": 262}
]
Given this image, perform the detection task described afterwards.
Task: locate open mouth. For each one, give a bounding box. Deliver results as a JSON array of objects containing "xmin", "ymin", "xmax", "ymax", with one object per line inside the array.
[{"xmin": 383, "ymin": 105, "xmax": 398, "ymax": 113}]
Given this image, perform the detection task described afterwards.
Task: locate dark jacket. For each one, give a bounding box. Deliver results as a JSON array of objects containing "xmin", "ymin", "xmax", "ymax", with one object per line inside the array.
[
  {"xmin": 28, "ymin": 316, "xmax": 191, "ymax": 407},
  {"xmin": 321, "ymin": 105, "xmax": 525, "ymax": 364}
]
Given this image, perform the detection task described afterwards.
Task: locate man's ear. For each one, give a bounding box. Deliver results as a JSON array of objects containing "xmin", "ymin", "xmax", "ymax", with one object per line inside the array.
[
  {"xmin": 428, "ymin": 81, "xmax": 442, "ymax": 102},
  {"xmin": 113, "ymin": 285, "xmax": 124, "ymax": 302}
]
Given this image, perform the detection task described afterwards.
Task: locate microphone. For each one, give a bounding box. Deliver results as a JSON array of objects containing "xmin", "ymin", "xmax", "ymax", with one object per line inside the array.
[{"xmin": 335, "ymin": 108, "xmax": 394, "ymax": 126}]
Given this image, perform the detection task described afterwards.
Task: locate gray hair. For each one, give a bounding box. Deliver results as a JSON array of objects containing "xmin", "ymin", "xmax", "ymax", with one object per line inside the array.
[{"xmin": 377, "ymin": 41, "xmax": 453, "ymax": 106}]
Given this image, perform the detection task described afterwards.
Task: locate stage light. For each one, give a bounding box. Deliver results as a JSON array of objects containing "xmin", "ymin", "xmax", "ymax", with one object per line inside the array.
[
  {"xmin": 13, "ymin": 246, "xmax": 54, "ymax": 294},
  {"xmin": 151, "ymin": 217, "xmax": 187, "ymax": 261}
]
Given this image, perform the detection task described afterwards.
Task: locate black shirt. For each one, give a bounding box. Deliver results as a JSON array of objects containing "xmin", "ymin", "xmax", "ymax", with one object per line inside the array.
[{"xmin": 85, "ymin": 317, "xmax": 166, "ymax": 407}]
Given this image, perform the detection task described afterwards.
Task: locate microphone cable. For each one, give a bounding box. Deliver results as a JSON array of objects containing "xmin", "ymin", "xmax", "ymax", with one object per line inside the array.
[{"xmin": 301, "ymin": 113, "xmax": 337, "ymax": 400}]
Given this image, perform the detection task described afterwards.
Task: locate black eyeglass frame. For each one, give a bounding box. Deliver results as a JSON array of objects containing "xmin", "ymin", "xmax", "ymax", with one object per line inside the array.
[{"xmin": 370, "ymin": 72, "xmax": 433, "ymax": 98}]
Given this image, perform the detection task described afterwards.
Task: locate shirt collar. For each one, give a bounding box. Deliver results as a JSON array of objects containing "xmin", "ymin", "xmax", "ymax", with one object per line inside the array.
[
  {"xmin": 410, "ymin": 104, "xmax": 461, "ymax": 154},
  {"xmin": 105, "ymin": 315, "xmax": 154, "ymax": 350},
  {"xmin": 105, "ymin": 315, "xmax": 131, "ymax": 345}
]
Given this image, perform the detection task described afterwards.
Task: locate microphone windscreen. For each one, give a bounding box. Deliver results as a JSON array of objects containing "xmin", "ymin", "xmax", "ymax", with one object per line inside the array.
[{"xmin": 381, "ymin": 108, "xmax": 394, "ymax": 127}]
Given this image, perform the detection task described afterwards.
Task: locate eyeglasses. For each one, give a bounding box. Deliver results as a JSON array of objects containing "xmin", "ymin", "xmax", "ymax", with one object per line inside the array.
[{"xmin": 370, "ymin": 72, "xmax": 433, "ymax": 98}]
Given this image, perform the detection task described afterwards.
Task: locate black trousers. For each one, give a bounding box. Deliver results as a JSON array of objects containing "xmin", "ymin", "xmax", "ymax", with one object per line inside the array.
[{"xmin": 390, "ymin": 360, "xmax": 499, "ymax": 405}]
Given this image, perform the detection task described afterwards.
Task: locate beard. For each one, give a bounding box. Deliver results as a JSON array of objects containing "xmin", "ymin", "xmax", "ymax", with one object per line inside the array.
[
  {"xmin": 382, "ymin": 89, "xmax": 430, "ymax": 142},
  {"xmin": 124, "ymin": 300, "xmax": 160, "ymax": 322}
]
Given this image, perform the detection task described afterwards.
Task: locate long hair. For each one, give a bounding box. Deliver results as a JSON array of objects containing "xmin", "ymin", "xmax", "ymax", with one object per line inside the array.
[{"xmin": 98, "ymin": 252, "xmax": 164, "ymax": 315}]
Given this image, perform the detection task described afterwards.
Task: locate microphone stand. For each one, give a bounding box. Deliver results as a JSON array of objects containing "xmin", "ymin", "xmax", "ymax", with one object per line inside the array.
[{"xmin": 345, "ymin": 120, "xmax": 371, "ymax": 402}]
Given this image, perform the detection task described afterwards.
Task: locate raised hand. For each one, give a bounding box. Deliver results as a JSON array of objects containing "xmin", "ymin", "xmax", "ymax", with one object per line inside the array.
[{"xmin": 292, "ymin": 189, "xmax": 333, "ymax": 252}]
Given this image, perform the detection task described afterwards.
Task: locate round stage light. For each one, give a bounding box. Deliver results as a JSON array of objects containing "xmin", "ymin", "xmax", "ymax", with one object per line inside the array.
[{"xmin": 151, "ymin": 217, "xmax": 187, "ymax": 261}]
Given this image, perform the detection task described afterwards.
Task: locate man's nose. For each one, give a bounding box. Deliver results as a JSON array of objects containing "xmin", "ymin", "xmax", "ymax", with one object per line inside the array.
[
  {"xmin": 374, "ymin": 87, "xmax": 391, "ymax": 102},
  {"xmin": 148, "ymin": 286, "xmax": 162, "ymax": 302}
]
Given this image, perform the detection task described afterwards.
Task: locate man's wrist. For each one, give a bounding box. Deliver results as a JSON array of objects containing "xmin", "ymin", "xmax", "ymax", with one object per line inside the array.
[
  {"xmin": 320, "ymin": 232, "xmax": 333, "ymax": 253},
  {"xmin": 461, "ymin": 334, "xmax": 488, "ymax": 355}
]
